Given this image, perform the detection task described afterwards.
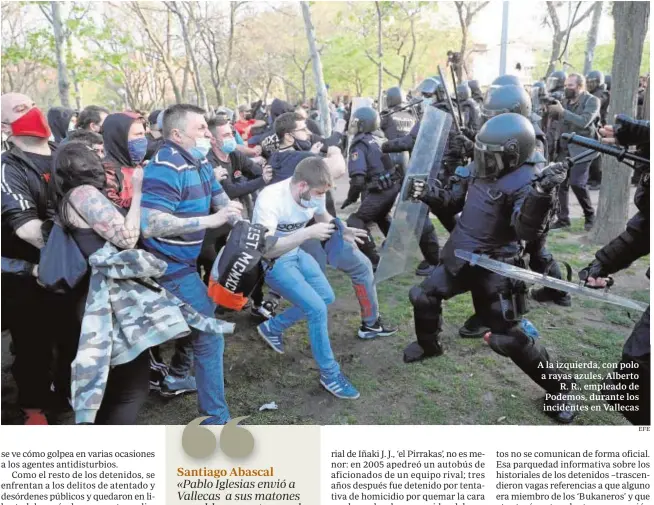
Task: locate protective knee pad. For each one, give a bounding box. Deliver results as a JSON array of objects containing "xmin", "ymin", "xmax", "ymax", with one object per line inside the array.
[
  {"xmin": 486, "ymin": 325, "xmax": 531, "ymax": 358},
  {"xmin": 409, "ymin": 285, "xmax": 431, "ymax": 310}
]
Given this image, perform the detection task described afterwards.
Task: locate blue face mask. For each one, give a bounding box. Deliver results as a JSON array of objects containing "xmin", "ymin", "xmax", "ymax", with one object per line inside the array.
[
  {"xmin": 221, "ymin": 138, "xmax": 237, "ymax": 154},
  {"xmin": 293, "ymin": 137, "xmax": 312, "ymax": 151},
  {"xmin": 190, "ymin": 137, "xmax": 212, "ymax": 160},
  {"xmin": 300, "ymin": 190, "xmax": 326, "ymax": 210},
  {"xmin": 127, "ymin": 137, "xmax": 148, "ymax": 164}
]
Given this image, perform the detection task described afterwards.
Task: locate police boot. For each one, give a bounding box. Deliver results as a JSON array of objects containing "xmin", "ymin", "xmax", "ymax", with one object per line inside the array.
[
  {"xmin": 530, "ymin": 261, "xmax": 571, "ymax": 307},
  {"xmin": 405, "ymin": 286, "xmax": 444, "ymax": 363},
  {"xmin": 484, "ymin": 325, "xmax": 577, "ymax": 424},
  {"xmin": 458, "ymin": 313, "xmax": 490, "ymax": 339},
  {"xmin": 417, "ymin": 230, "xmax": 440, "ymax": 276}
]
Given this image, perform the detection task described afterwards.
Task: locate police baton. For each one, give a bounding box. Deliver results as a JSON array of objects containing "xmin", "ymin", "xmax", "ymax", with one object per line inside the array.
[{"xmin": 437, "ymin": 65, "xmax": 462, "ymax": 134}]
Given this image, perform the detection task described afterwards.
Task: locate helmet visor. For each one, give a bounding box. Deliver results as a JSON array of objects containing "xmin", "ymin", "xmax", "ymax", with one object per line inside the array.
[{"xmin": 472, "ymin": 139, "xmax": 505, "ymax": 179}]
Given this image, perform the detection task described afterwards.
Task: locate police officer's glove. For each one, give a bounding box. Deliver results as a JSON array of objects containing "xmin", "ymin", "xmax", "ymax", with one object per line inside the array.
[
  {"xmin": 343, "ymin": 175, "xmax": 365, "ymax": 208},
  {"xmin": 536, "ymin": 162, "xmax": 568, "ymax": 193},
  {"xmin": 406, "ymin": 177, "xmax": 429, "ymax": 201},
  {"xmin": 578, "ymin": 260, "xmax": 614, "ymax": 289},
  {"xmin": 455, "ymin": 134, "xmax": 475, "ymax": 156},
  {"xmin": 547, "ymin": 100, "xmax": 564, "ymax": 118},
  {"xmin": 378, "ymin": 174, "xmax": 394, "ymax": 190},
  {"xmin": 461, "ymin": 127, "xmax": 476, "ymax": 140}
]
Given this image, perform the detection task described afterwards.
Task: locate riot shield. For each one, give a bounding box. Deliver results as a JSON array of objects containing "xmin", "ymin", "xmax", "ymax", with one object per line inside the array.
[{"xmin": 374, "ymin": 106, "xmax": 452, "ymax": 284}]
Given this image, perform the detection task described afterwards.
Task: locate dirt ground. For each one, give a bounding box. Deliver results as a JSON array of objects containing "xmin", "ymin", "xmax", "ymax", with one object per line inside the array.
[{"xmin": 1, "ymin": 183, "xmax": 647, "ymax": 426}]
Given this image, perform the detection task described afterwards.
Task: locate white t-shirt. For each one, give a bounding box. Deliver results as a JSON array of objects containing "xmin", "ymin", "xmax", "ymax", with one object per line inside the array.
[{"xmin": 252, "ymin": 179, "xmax": 327, "ymax": 257}]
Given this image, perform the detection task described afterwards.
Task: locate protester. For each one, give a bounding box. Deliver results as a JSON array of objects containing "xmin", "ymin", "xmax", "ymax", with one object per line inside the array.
[
  {"xmin": 234, "ymin": 104, "xmax": 266, "ymax": 141},
  {"xmin": 64, "ymin": 129, "xmax": 104, "ymax": 158},
  {"xmin": 76, "ymin": 105, "xmax": 110, "ymax": 133},
  {"xmin": 145, "ymin": 109, "xmax": 164, "ymax": 160},
  {"xmin": 50, "ymin": 142, "xmax": 147, "ymax": 424},
  {"xmin": 252, "ymin": 157, "xmax": 370, "ymax": 399},
  {"xmin": 102, "ymin": 111, "xmax": 148, "ymax": 211},
  {"xmin": 140, "ymin": 104, "xmax": 242, "ymax": 423},
  {"xmin": 47, "ymin": 106, "xmax": 77, "ymax": 144},
  {"xmin": 1, "ymin": 92, "xmax": 72, "ymax": 424}
]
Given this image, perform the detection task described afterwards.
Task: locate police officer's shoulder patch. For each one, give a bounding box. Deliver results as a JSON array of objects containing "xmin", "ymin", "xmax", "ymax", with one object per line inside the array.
[
  {"xmin": 455, "ymin": 165, "xmax": 470, "ymax": 178},
  {"xmin": 351, "ymin": 151, "xmax": 359, "ymax": 161}
]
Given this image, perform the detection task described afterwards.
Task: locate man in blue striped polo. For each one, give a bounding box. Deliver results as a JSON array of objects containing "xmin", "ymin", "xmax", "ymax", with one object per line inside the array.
[{"xmin": 140, "ymin": 104, "xmax": 243, "ymax": 424}]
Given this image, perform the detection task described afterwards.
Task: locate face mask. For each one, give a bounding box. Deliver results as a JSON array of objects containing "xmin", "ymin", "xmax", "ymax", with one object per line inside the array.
[
  {"xmin": 220, "ymin": 137, "xmax": 237, "ymax": 154},
  {"xmin": 190, "ymin": 137, "xmax": 212, "ymax": 160},
  {"xmin": 68, "ymin": 120, "xmax": 76, "ymax": 132},
  {"xmin": 127, "ymin": 137, "xmax": 148, "ymax": 164},
  {"xmin": 7, "ymin": 107, "xmax": 51, "ymax": 138},
  {"xmin": 292, "ymin": 135, "xmax": 312, "ymax": 151},
  {"xmin": 300, "ymin": 190, "xmax": 325, "ymax": 210},
  {"xmin": 564, "ymin": 88, "xmax": 578, "ymax": 100}
]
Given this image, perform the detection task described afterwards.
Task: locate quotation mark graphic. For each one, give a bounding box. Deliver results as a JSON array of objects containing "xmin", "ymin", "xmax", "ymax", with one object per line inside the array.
[{"xmin": 182, "ymin": 416, "xmax": 255, "ymax": 459}]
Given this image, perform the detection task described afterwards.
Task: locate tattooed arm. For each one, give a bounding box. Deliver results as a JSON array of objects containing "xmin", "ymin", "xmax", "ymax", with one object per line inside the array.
[
  {"xmin": 141, "ymin": 202, "xmax": 243, "ymax": 238},
  {"xmin": 211, "ymin": 190, "xmax": 244, "ymax": 225},
  {"xmin": 68, "ymin": 185, "xmax": 141, "ymax": 250}
]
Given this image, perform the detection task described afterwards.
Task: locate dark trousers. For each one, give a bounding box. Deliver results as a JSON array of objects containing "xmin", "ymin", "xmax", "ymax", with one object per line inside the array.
[
  {"xmin": 346, "ymin": 186, "xmax": 400, "ymax": 266},
  {"xmin": 525, "ymin": 236, "xmax": 567, "ymax": 297},
  {"xmin": 556, "ymin": 152, "xmax": 595, "ymax": 222},
  {"xmin": 198, "ymin": 227, "xmax": 230, "ymax": 285},
  {"xmin": 409, "ymin": 263, "xmax": 574, "ymax": 395},
  {"xmin": 2, "ymin": 274, "xmax": 77, "ymax": 410},
  {"xmin": 603, "ymin": 307, "xmax": 650, "ymax": 425},
  {"xmin": 94, "ymin": 351, "xmax": 150, "ymax": 425},
  {"xmin": 588, "ymin": 155, "xmax": 602, "ymax": 185}
]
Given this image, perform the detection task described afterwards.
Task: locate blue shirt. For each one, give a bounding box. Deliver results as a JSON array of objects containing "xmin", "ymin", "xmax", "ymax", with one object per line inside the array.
[
  {"xmin": 141, "ymin": 140, "xmax": 224, "ymax": 279},
  {"xmin": 269, "ymin": 149, "xmax": 315, "ymax": 184}
]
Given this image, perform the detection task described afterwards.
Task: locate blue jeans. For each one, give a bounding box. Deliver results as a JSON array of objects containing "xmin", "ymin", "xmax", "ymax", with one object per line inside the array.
[
  {"xmin": 158, "ymin": 272, "xmax": 230, "ymax": 424},
  {"xmin": 265, "ymin": 249, "xmax": 339, "ymax": 376},
  {"xmin": 301, "ymin": 239, "xmax": 379, "ymax": 326}
]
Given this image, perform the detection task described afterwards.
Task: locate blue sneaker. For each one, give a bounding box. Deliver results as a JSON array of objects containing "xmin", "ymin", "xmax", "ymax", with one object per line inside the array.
[
  {"xmin": 159, "ymin": 375, "xmax": 197, "ymax": 398},
  {"xmin": 320, "ymin": 372, "xmax": 360, "ymax": 400},
  {"xmin": 257, "ymin": 322, "xmax": 284, "ymax": 354}
]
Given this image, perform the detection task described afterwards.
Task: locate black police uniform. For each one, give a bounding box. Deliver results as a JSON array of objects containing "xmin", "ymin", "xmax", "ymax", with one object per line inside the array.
[
  {"xmin": 345, "ymin": 131, "xmax": 400, "ymax": 267},
  {"xmin": 404, "ymin": 114, "xmax": 576, "ymax": 424},
  {"xmin": 587, "ymin": 85, "xmax": 611, "ymax": 187},
  {"xmin": 380, "ymin": 105, "xmax": 416, "ymax": 178}
]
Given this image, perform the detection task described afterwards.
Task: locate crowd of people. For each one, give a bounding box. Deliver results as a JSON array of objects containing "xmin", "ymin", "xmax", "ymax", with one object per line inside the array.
[{"xmin": 0, "ymin": 65, "xmax": 649, "ymax": 426}]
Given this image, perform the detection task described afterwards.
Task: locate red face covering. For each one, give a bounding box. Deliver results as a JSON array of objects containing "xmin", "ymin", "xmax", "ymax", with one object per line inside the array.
[{"xmin": 10, "ymin": 107, "xmax": 51, "ymax": 138}]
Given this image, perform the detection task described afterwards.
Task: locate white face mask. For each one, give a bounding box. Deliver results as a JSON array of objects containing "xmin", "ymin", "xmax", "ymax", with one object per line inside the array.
[
  {"xmin": 68, "ymin": 120, "xmax": 76, "ymax": 132},
  {"xmin": 189, "ymin": 137, "xmax": 212, "ymax": 160}
]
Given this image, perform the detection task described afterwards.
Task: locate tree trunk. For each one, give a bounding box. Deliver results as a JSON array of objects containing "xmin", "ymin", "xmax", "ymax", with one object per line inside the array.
[
  {"xmin": 170, "ymin": 2, "xmax": 208, "ymax": 110},
  {"xmin": 546, "ymin": 35, "xmax": 563, "ymax": 77},
  {"xmin": 300, "ymin": 1, "xmax": 332, "ymax": 136},
  {"xmin": 590, "ymin": 1, "xmax": 649, "ymax": 245},
  {"xmin": 583, "ymin": 2, "xmax": 602, "ymax": 75},
  {"xmin": 66, "ymin": 37, "xmax": 82, "ymax": 110},
  {"xmin": 51, "ymin": 2, "xmax": 70, "ymax": 107},
  {"xmin": 375, "ymin": 1, "xmax": 383, "ymax": 111},
  {"xmin": 458, "ymin": 26, "xmax": 467, "ymax": 82}
]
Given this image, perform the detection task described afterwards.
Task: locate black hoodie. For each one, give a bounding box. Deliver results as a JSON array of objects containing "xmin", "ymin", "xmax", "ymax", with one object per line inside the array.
[
  {"xmin": 47, "ymin": 107, "xmax": 75, "ymax": 143},
  {"xmin": 101, "ymin": 112, "xmax": 142, "ymax": 209}
]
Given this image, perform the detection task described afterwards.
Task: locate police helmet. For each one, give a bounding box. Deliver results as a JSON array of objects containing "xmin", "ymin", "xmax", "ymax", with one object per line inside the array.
[
  {"xmin": 481, "ymin": 85, "xmax": 532, "ymax": 124},
  {"xmin": 418, "ymin": 77, "xmax": 445, "ymax": 102},
  {"xmin": 456, "ymin": 82, "xmax": 471, "ymax": 102},
  {"xmin": 468, "ymin": 79, "xmax": 482, "ymax": 96},
  {"xmin": 585, "ymin": 70, "xmax": 604, "ymax": 93},
  {"xmin": 472, "ymin": 113, "xmax": 535, "ymax": 180},
  {"xmin": 546, "ymin": 70, "xmax": 567, "ymax": 92},
  {"xmin": 491, "ymin": 74, "xmax": 522, "ymax": 87},
  {"xmin": 386, "ymin": 87, "xmax": 404, "ymax": 108},
  {"xmin": 351, "ymin": 106, "xmax": 380, "ymax": 134}
]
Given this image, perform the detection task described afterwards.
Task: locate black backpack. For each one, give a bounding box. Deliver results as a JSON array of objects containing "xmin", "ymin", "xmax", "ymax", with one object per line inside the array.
[{"xmin": 208, "ymin": 221, "xmax": 269, "ymax": 310}]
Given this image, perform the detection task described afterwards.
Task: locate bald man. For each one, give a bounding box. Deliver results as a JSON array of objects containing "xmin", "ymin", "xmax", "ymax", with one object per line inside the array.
[{"xmin": 1, "ymin": 93, "xmax": 73, "ymax": 425}]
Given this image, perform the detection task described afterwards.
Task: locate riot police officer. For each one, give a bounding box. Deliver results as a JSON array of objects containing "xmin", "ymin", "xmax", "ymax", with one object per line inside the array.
[
  {"xmin": 380, "ymin": 86, "xmax": 416, "ymax": 178},
  {"xmin": 547, "ymin": 73, "xmax": 600, "ymax": 230},
  {"xmin": 546, "ymin": 70, "xmax": 567, "ymax": 99},
  {"xmin": 342, "ymin": 106, "xmax": 400, "ymax": 268},
  {"xmin": 458, "ymin": 84, "xmax": 570, "ymax": 340},
  {"xmin": 456, "ymin": 82, "xmax": 482, "ymax": 133},
  {"xmin": 382, "ymin": 77, "xmax": 465, "ymax": 275},
  {"xmin": 586, "ymin": 70, "xmax": 611, "ymax": 189},
  {"xmin": 581, "ymin": 116, "xmax": 649, "ymax": 425},
  {"xmin": 404, "ymin": 113, "xmax": 576, "ymax": 424}
]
